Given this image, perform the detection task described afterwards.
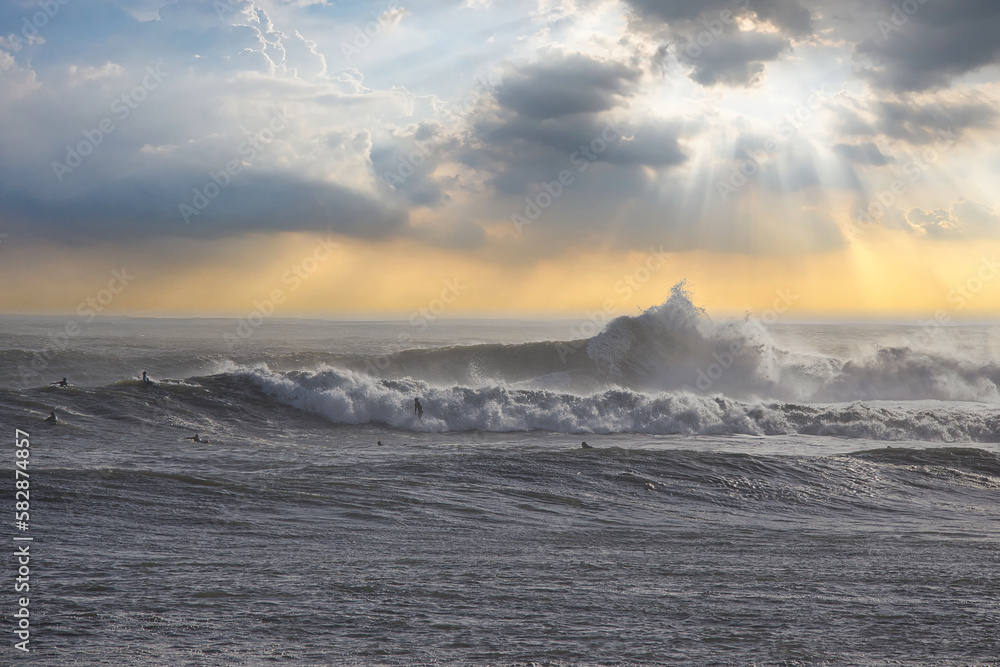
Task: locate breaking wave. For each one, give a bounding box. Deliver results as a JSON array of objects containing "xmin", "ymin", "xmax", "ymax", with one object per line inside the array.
[
  {"xmin": 226, "ymin": 365, "xmax": 1000, "ymax": 441},
  {"xmin": 332, "ymin": 282, "xmax": 1000, "ymax": 404}
]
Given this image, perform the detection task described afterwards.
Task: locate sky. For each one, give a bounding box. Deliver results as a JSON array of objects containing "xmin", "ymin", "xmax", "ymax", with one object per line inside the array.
[{"xmin": 1, "ymin": 0, "xmax": 999, "ymax": 318}]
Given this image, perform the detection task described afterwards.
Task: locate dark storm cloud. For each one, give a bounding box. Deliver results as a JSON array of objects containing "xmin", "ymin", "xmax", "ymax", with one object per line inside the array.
[
  {"xmin": 0, "ymin": 170, "xmax": 407, "ymax": 241},
  {"xmin": 835, "ymin": 98, "xmax": 996, "ymax": 144},
  {"xmin": 369, "ymin": 121, "xmax": 453, "ymax": 207},
  {"xmin": 621, "ymin": 0, "xmax": 803, "ymax": 87},
  {"xmin": 856, "ymin": 0, "xmax": 1000, "ymax": 92},
  {"xmin": 877, "ymin": 100, "xmax": 996, "ymax": 142},
  {"xmin": 441, "ymin": 52, "xmax": 690, "ymax": 196},
  {"xmin": 0, "ymin": 0, "xmax": 409, "ymax": 243},
  {"xmin": 494, "ymin": 54, "xmax": 640, "ymax": 120},
  {"xmin": 625, "ymin": 0, "xmax": 812, "ymax": 36},
  {"xmin": 685, "ymin": 30, "xmax": 788, "ymax": 86},
  {"xmin": 463, "ymin": 104, "xmax": 687, "ymax": 195}
]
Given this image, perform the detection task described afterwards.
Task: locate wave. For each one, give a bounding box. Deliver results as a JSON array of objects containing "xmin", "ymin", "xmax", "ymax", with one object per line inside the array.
[
  {"xmin": 320, "ymin": 282, "xmax": 1000, "ymax": 404},
  {"xmin": 223, "ymin": 365, "xmax": 1000, "ymax": 441},
  {"xmin": 5, "ymin": 283, "xmax": 1000, "ymax": 440}
]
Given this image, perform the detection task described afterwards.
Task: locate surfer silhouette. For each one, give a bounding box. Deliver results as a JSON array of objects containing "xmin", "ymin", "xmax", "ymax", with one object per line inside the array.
[
  {"xmin": 184, "ymin": 434, "xmax": 208, "ymax": 443},
  {"xmin": 141, "ymin": 371, "xmax": 152, "ymax": 384},
  {"xmin": 45, "ymin": 411, "xmax": 58, "ymax": 424},
  {"xmin": 51, "ymin": 377, "xmax": 69, "ymax": 387},
  {"xmin": 414, "ymin": 398, "xmax": 423, "ymax": 421}
]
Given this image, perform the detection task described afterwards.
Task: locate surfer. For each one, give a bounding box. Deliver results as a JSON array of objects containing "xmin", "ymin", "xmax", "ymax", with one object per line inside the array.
[
  {"xmin": 141, "ymin": 371, "xmax": 152, "ymax": 384},
  {"xmin": 45, "ymin": 411, "xmax": 58, "ymax": 424},
  {"xmin": 581, "ymin": 441, "xmax": 593, "ymax": 449},
  {"xmin": 184, "ymin": 434, "xmax": 209, "ymax": 443},
  {"xmin": 377, "ymin": 440, "xmax": 383, "ymax": 446},
  {"xmin": 51, "ymin": 377, "xmax": 69, "ymax": 387},
  {"xmin": 414, "ymin": 397, "xmax": 423, "ymax": 421}
]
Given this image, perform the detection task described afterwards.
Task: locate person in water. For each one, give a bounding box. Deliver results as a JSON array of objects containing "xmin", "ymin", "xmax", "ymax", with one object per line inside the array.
[
  {"xmin": 142, "ymin": 371, "xmax": 151, "ymax": 384},
  {"xmin": 184, "ymin": 434, "xmax": 208, "ymax": 443},
  {"xmin": 45, "ymin": 411, "xmax": 58, "ymax": 424},
  {"xmin": 51, "ymin": 377, "xmax": 69, "ymax": 387},
  {"xmin": 414, "ymin": 397, "xmax": 423, "ymax": 421}
]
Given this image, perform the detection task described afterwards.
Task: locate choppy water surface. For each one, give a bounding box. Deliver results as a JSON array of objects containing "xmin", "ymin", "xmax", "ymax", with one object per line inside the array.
[{"xmin": 3, "ymin": 296, "xmax": 999, "ymax": 664}]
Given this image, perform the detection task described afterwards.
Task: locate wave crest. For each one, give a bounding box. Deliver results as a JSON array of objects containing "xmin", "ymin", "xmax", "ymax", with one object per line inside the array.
[{"xmin": 230, "ymin": 365, "xmax": 1000, "ymax": 441}]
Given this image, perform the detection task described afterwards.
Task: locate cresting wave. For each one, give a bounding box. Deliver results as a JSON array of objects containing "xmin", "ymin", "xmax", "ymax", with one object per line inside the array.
[
  {"xmin": 335, "ymin": 282, "xmax": 1000, "ymax": 403},
  {"xmin": 7, "ymin": 284, "xmax": 998, "ymax": 440},
  {"xmin": 226, "ymin": 366, "xmax": 1000, "ymax": 441},
  {"xmin": 210, "ymin": 282, "xmax": 999, "ymax": 440}
]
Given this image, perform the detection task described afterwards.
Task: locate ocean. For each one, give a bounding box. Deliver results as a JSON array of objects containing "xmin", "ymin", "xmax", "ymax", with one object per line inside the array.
[{"xmin": 2, "ymin": 289, "xmax": 999, "ymax": 665}]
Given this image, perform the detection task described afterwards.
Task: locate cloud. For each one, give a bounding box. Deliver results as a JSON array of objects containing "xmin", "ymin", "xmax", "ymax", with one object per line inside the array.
[
  {"xmin": 834, "ymin": 141, "xmax": 889, "ymax": 165},
  {"xmin": 625, "ymin": 0, "xmax": 812, "ymax": 36},
  {"xmin": 683, "ymin": 30, "xmax": 789, "ymax": 87},
  {"xmin": 456, "ymin": 55, "xmax": 687, "ymax": 194},
  {"xmin": 877, "ymin": 99, "xmax": 996, "ymax": 143},
  {"xmin": 369, "ymin": 121, "xmax": 453, "ymax": 207},
  {"xmin": 906, "ymin": 200, "xmax": 1000, "ymax": 238},
  {"xmin": 493, "ymin": 53, "xmax": 640, "ymax": 120},
  {"xmin": 623, "ymin": 0, "xmax": 805, "ymax": 87},
  {"xmin": 0, "ymin": 0, "xmax": 416, "ymax": 243},
  {"xmin": 856, "ymin": 0, "xmax": 1000, "ymax": 92},
  {"xmin": 1, "ymin": 0, "xmax": 998, "ymax": 264},
  {"xmin": 906, "ymin": 207, "xmax": 959, "ymax": 237},
  {"xmin": 0, "ymin": 169, "xmax": 407, "ymax": 241},
  {"xmin": 833, "ymin": 95, "xmax": 996, "ymax": 144}
]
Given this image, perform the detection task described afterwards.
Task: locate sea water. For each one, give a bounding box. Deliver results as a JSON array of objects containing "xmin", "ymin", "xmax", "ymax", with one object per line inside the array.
[{"xmin": 1, "ymin": 289, "xmax": 998, "ymax": 665}]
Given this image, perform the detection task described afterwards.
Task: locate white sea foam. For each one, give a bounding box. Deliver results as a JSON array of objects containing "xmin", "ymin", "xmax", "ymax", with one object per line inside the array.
[
  {"xmin": 216, "ymin": 283, "xmax": 1000, "ymax": 439},
  {"xmin": 330, "ymin": 282, "xmax": 1000, "ymax": 404},
  {"xmin": 232, "ymin": 364, "xmax": 1000, "ymax": 441}
]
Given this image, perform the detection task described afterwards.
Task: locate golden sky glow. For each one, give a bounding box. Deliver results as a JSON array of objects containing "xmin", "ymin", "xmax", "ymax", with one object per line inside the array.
[
  {"xmin": 2, "ymin": 1, "xmax": 1000, "ymax": 319},
  {"xmin": 4, "ymin": 231, "xmax": 999, "ymax": 318}
]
